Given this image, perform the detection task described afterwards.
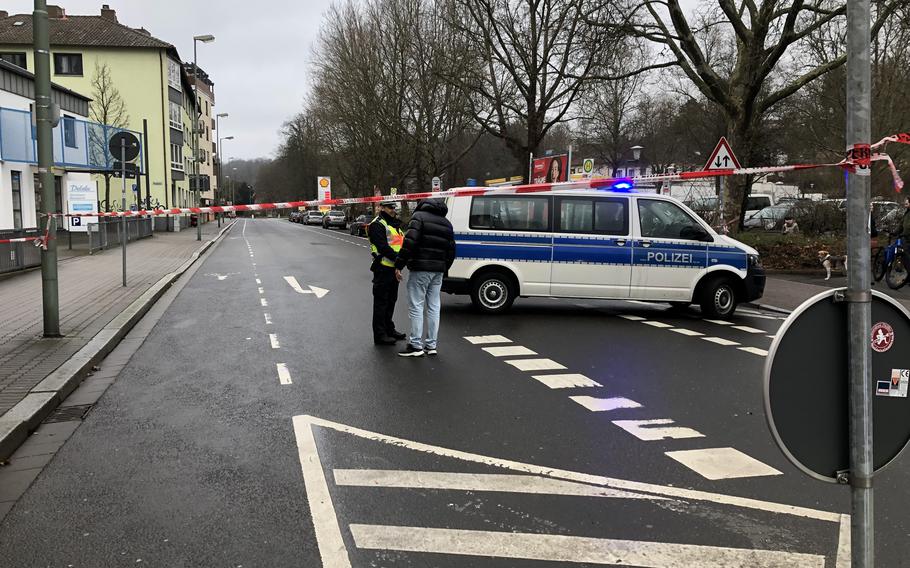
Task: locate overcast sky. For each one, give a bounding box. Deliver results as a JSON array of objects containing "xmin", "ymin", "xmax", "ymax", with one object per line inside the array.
[{"xmin": 5, "ymin": 0, "xmax": 335, "ymax": 160}]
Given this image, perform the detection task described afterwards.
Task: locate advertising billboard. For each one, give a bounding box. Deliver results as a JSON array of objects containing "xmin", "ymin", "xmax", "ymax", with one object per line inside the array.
[{"xmin": 532, "ymin": 154, "xmax": 568, "ymax": 184}]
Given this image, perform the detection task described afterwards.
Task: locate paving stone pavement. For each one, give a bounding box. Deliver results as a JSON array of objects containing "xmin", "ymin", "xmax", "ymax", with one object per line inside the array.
[{"xmin": 0, "ymin": 221, "xmax": 230, "ymax": 415}]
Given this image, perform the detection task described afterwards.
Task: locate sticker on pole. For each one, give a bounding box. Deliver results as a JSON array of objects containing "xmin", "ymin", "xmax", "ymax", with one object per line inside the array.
[
  {"xmin": 703, "ymin": 137, "xmax": 741, "ymax": 171},
  {"xmin": 872, "ymin": 321, "xmax": 895, "ymax": 353},
  {"xmin": 877, "ymin": 369, "xmax": 909, "ymax": 398}
]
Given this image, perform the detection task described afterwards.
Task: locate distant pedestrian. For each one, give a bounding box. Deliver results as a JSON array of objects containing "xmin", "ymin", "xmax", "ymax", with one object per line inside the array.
[
  {"xmin": 394, "ymin": 199, "xmax": 456, "ymax": 357},
  {"xmin": 782, "ymin": 217, "xmax": 799, "ymax": 235},
  {"xmin": 368, "ymin": 202, "xmax": 406, "ymax": 345}
]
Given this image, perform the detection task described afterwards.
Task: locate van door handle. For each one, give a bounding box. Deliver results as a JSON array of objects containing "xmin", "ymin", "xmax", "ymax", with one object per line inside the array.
[
  {"xmin": 615, "ymin": 239, "xmax": 626, "ymax": 247},
  {"xmin": 640, "ymin": 241, "xmax": 652, "ymax": 248}
]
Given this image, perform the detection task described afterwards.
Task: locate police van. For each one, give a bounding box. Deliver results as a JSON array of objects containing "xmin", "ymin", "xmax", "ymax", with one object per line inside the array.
[{"xmin": 442, "ymin": 189, "xmax": 765, "ymax": 318}]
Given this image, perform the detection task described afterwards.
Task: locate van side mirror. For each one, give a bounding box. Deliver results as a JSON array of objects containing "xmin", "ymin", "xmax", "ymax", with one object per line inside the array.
[{"xmin": 680, "ymin": 225, "xmax": 711, "ymax": 242}]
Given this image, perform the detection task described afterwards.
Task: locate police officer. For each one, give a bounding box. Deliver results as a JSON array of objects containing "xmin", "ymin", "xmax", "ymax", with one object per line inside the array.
[{"xmin": 369, "ymin": 202, "xmax": 406, "ymax": 345}]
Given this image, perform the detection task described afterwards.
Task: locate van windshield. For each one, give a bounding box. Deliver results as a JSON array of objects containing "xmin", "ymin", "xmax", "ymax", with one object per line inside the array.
[{"xmin": 745, "ymin": 196, "xmax": 771, "ymax": 210}]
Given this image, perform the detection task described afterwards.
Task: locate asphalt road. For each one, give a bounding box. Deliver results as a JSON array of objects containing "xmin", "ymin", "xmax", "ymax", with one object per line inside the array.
[{"xmin": 1, "ymin": 217, "xmax": 909, "ymax": 567}]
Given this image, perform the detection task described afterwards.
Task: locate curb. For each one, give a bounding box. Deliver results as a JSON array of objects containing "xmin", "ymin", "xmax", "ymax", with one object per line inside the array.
[
  {"xmin": 0, "ymin": 221, "xmax": 235, "ymax": 462},
  {"xmin": 745, "ymin": 302, "xmax": 792, "ymax": 315}
]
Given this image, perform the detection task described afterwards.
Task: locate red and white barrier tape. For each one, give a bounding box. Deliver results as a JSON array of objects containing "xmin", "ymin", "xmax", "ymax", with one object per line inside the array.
[
  {"xmin": 35, "ymin": 133, "xmax": 910, "ymax": 219},
  {"xmin": 0, "ymin": 236, "xmax": 43, "ymax": 245}
]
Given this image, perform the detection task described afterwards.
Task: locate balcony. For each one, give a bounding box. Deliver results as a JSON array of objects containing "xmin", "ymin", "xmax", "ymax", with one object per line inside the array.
[{"xmin": 0, "ymin": 107, "xmax": 145, "ymax": 173}]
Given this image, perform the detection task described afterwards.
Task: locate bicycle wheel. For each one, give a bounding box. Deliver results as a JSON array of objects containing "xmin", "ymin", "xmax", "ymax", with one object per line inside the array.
[
  {"xmin": 885, "ymin": 253, "xmax": 909, "ymax": 289},
  {"xmin": 872, "ymin": 248, "xmax": 887, "ymax": 281}
]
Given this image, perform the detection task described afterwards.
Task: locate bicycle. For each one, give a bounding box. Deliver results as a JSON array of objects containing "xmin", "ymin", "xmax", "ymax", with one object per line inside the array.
[{"xmin": 873, "ymin": 233, "xmax": 908, "ymax": 289}]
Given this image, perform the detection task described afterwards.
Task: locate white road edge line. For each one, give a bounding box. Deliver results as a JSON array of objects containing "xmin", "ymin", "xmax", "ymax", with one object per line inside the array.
[
  {"xmin": 332, "ymin": 470, "xmax": 663, "ymax": 500},
  {"xmin": 263, "ymin": 313, "xmax": 272, "ymax": 325},
  {"xmin": 260, "ymin": 298, "xmax": 268, "ymax": 307},
  {"xmin": 269, "ymin": 333, "xmax": 280, "ymax": 349},
  {"xmin": 291, "ymin": 417, "xmax": 352, "ymax": 568},
  {"xmin": 349, "ymin": 525, "xmax": 826, "ymax": 567},
  {"xmin": 276, "ymin": 363, "xmax": 292, "ymax": 385}
]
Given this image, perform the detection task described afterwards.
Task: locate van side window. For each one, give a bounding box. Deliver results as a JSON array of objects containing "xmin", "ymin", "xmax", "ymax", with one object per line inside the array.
[
  {"xmin": 469, "ymin": 197, "xmax": 550, "ymax": 231},
  {"xmin": 638, "ymin": 199, "xmax": 705, "ymax": 240},
  {"xmin": 557, "ymin": 198, "xmax": 628, "ymax": 235}
]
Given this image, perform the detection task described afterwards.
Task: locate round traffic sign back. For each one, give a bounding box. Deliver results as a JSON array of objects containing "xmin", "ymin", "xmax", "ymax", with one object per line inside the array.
[
  {"xmin": 764, "ymin": 289, "xmax": 910, "ymax": 482},
  {"xmin": 108, "ymin": 131, "xmax": 141, "ymax": 162}
]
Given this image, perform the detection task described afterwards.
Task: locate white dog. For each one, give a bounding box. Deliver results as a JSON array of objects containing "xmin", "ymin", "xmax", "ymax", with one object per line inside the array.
[{"xmin": 819, "ymin": 250, "xmax": 848, "ymax": 281}]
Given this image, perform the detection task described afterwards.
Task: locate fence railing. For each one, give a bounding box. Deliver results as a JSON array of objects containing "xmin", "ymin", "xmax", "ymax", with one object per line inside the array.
[
  {"xmin": 0, "ymin": 229, "xmax": 43, "ymax": 275},
  {"xmin": 0, "ymin": 107, "xmax": 145, "ymax": 172},
  {"xmin": 86, "ymin": 217, "xmax": 153, "ymax": 253}
]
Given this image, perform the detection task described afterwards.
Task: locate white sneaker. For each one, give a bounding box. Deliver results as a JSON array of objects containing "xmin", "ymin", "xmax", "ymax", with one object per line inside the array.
[{"xmin": 424, "ymin": 348, "xmax": 437, "ymax": 356}]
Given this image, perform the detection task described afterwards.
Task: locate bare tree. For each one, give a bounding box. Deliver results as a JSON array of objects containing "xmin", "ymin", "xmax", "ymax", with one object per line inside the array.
[
  {"xmin": 89, "ymin": 61, "xmax": 130, "ymax": 211},
  {"xmin": 606, "ymin": 0, "xmax": 901, "ymax": 227},
  {"xmin": 446, "ymin": 0, "xmax": 614, "ymax": 177}
]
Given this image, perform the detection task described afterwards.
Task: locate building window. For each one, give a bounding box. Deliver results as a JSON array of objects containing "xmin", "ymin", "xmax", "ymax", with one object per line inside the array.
[
  {"xmin": 63, "ymin": 116, "xmax": 77, "ymax": 148},
  {"xmin": 0, "ymin": 52, "xmax": 27, "ymax": 69},
  {"xmin": 168, "ymin": 59, "xmax": 182, "ymax": 91},
  {"xmin": 11, "ymin": 171, "xmax": 23, "ymax": 230},
  {"xmin": 170, "ymin": 143, "xmax": 184, "ymax": 171},
  {"xmin": 53, "ymin": 53, "xmax": 83, "ymax": 76},
  {"xmin": 169, "ymin": 101, "xmax": 181, "ymax": 130}
]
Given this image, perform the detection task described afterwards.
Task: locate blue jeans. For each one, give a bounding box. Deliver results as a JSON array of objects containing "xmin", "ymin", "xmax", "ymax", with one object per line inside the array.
[{"xmin": 406, "ymin": 271, "xmax": 443, "ymax": 349}]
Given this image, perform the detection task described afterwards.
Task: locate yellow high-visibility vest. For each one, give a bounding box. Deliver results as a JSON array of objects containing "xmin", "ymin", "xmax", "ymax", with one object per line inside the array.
[{"xmin": 369, "ymin": 216, "xmax": 403, "ymax": 268}]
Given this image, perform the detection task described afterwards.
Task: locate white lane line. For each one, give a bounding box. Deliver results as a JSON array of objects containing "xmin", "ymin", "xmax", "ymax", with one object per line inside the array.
[
  {"xmin": 464, "ymin": 335, "xmax": 512, "ymax": 345},
  {"xmin": 258, "ymin": 287, "xmax": 265, "ymax": 294},
  {"xmin": 732, "ymin": 325, "xmax": 766, "ymax": 334},
  {"xmin": 704, "ymin": 319, "xmax": 733, "ymax": 325},
  {"xmin": 349, "ymin": 525, "xmax": 825, "ymax": 567},
  {"xmin": 836, "ymin": 514, "xmax": 851, "ymax": 568},
  {"xmin": 269, "ymin": 333, "xmax": 280, "ymax": 349},
  {"xmin": 276, "ymin": 363, "xmax": 293, "ymax": 385},
  {"xmin": 291, "ymin": 418, "xmax": 352, "ymax": 568},
  {"xmin": 702, "ymin": 336, "xmax": 739, "ymax": 346},
  {"xmin": 625, "ymin": 300, "xmax": 654, "ymax": 306},
  {"xmin": 618, "ymin": 314, "xmax": 647, "ymax": 321},
  {"xmin": 260, "ymin": 298, "xmax": 268, "ymax": 307},
  {"xmin": 612, "ymin": 419, "xmax": 705, "ymax": 441},
  {"xmin": 482, "ymin": 345, "xmax": 537, "ymax": 357},
  {"xmin": 297, "ymin": 415, "xmax": 843, "ymax": 522},
  {"xmin": 505, "ymin": 358, "xmax": 566, "ymax": 372},
  {"xmin": 242, "ymin": 220, "xmax": 247, "ymax": 236},
  {"xmin": 333, "ymin": 470, "xmax": 660, "ymax": 500},
  {"xmin": 665, "ymin": 447, "xmax": 783, "ymax": 480},
  {"xmin": 738, "ymin": 346, "xmax": 769, "ymax": 356},
  {"xmin": 531, "ymin": 374, "xmax": 602, "ymax": 389},
  {"xmin": 643, "ymin": 321, "xmax": 674, "ymax": 328},
  {"xmin": 766, "ymin": 335, "xmax": 776, "ymax": 339},
  {"xmin": 255, "ymin": 278, "xmax": 261, "ymax": 284},
  {"xmin": 264, "ymin": 313, "xmax": 273, "ymax": 325},
  {"xmin": 671, "ymin": 328, "xmax": 704, "ymax": 337},
  {"xmin": 570, "ymin": 396, "xmax": 642, "ymax": 412}
]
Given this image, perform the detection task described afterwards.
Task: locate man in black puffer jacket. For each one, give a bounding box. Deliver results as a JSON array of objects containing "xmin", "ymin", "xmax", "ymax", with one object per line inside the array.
[{"xmin": 394, "ymin": 199, "xmax": 456, "ymax": 357}]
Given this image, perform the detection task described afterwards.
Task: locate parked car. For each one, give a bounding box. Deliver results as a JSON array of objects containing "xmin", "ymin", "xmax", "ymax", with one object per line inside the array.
[
  {"xmin": 289, "ymin": 211, "xmax": 304, "ymax": 223},
  {"xmin": 349, "ymin": 214, "xmax": 372, "ymax": 236},
  {"xmin": 322, "ymin": 209, "xmax": 347, "ymax": 230},
  {"xmin": 744, "ymin": 203, "xmax": 797, "ymax": 231},
  {"xmin": 304, "ymin": 210, "xmax": 324, "ymax": 225}
]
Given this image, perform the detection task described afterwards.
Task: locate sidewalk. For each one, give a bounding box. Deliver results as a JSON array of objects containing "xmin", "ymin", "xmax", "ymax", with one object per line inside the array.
[
  {"xmin": 0, "ymin": 221, "xmax": 230, "ymax": 416},
  {"xmin": 757, "ymin": 272, "xmax": 910, "ymax": 312}
]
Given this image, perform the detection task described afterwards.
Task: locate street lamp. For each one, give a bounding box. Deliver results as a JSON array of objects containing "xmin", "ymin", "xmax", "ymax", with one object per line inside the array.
[
  {"xmin": 192, "ymin": 33, "xmax": 215, "ymax": 241},
  {"xmin": 215, "ymin": 113, "xmax": 228, "ymax": 201}
]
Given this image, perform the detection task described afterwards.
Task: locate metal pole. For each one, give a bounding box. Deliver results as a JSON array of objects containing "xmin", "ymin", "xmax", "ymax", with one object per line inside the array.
[
  {"xmin": 193, "ymin": 42, "xmax": 202, "ymax": 242},
  {"xmin": 34, "ymin": 0, "xmax": 60, "ymax": 337},
  {"xmin": 143, "ymin": 119, "xmax": 151, "ymax": 210},
  {"xmin": 716, "ymin": 176, "xmax": 723, "ymax": 232},
  {"xmin": 567, "ymin": 145, "xmax": 572, "ymax": 181},
  {"xmin": 845, "ymin": 0, "xmax": 873, "ymax": 563},
  {"xmin": 121, "ymin": 140, "xmax": 127, "ymax": 287}
]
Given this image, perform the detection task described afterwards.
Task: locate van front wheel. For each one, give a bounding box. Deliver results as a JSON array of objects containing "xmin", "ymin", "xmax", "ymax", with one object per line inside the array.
[
  {"xmin": 699, "ymin": 278, "xmax": 738, "ymax": 319},
  {"xmin": 471, "ymin": 272, "xmax": 516, "ymax": 314}
]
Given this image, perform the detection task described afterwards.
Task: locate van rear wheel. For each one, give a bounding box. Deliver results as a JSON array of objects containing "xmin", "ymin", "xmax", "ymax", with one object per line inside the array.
[
  {"xmin": 470, "ymin": 272, "xmax": 516, "ymax": 314},
  {"xmin": 699, "ymin": 278, "xmax": 738, "ymax": 319}
]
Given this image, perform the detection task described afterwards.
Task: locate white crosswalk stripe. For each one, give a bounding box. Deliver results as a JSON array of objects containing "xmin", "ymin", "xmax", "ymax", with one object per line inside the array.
[
  {"xmin": 665, "ymin": 447, "xmax": 783, "ymax": 480},
  {"xmin": 612, "ymin": 419, "xmax": 705, "ymax": 441},
  {"xmin": 570, "ymin": 396, "xmax": 642, "ymax": 412},
  {"xmin": 702, "ymin": 336, "xmax": 739, "ymax": 346},
  {"xmin": 505, "ymin": 358, "xmax": 567, "ymax": 371},
  {"xmin": 732, "ymin": 325, "xmax": 766, "ymax": 334},
  {"xmin": 464, "ymin": 335, "xmax": 512, "ymax": 345},
  {"xmin": 738, "ymin": 346, "xmax": 769, "ymax": 356},
  {"xmin": 483, "ymin": 345, "xmax": 537, "ymax": 357},
  {"xmin": 671, "ymin": 328, "xmax": 704, "ymax": 336},
  {"xmin": 531, "ymin": 374, "xmax": 602, "ymax": 389}
]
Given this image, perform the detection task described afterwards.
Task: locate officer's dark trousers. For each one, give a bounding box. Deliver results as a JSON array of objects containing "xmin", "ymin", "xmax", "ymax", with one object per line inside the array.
[{"xmin": 372, "ymin": 266, "xmax": 399, "ymax": 339}]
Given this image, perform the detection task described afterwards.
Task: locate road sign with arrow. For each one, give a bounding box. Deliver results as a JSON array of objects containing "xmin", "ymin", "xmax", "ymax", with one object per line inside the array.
[{"xmin": 703, "ymin": 137, "xmax": 741, "ymax": 171}]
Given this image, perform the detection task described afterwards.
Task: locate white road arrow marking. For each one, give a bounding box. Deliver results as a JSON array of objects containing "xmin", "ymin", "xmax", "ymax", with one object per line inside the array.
[{"xmin": 284, "ymin": 276, "xmax": 330, "ymax": 298}]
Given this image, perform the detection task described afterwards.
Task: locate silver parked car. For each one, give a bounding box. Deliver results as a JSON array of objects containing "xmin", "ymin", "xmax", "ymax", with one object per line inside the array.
[
  {"xmin": 304, "ymin": 211, "xmax": 324, "ymax": 225},
  {"xmin": 322, "ymin": 209, "xmax": 347, "ymax": 230}
]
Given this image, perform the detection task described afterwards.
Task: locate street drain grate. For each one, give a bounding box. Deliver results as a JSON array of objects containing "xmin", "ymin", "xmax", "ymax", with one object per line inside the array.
[{"xmin": 42, "ymin": 404, "xmax": 93, "ymax": 424}]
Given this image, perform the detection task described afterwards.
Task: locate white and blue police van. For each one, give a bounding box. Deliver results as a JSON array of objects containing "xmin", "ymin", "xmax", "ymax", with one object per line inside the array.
[{"xmin": 442, "ymin": 188, "xmax": 765, "ymax": 318}]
